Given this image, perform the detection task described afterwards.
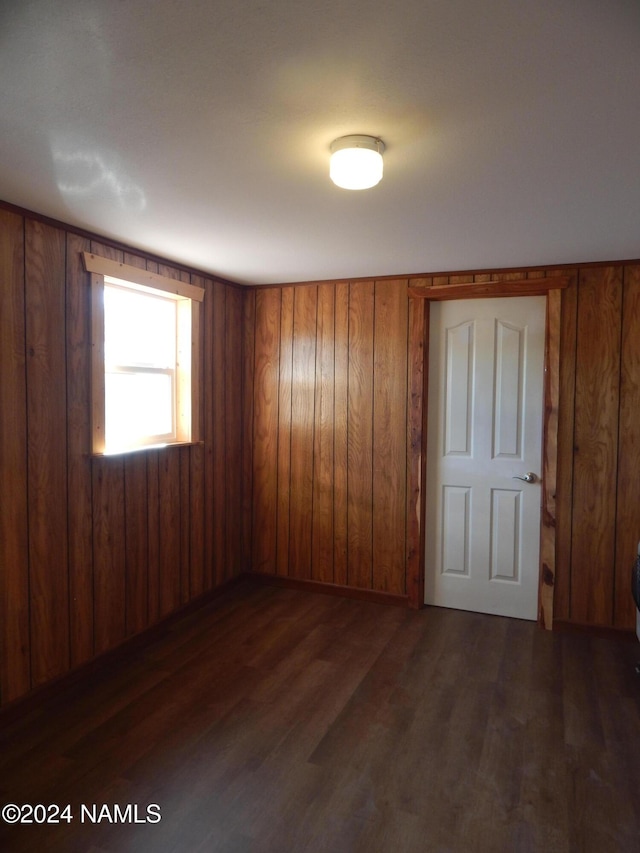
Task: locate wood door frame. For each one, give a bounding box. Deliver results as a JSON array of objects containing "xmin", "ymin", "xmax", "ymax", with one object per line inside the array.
[{"xmin": 407, "ymin": 276, "xmax": 570, "ymax": 628}]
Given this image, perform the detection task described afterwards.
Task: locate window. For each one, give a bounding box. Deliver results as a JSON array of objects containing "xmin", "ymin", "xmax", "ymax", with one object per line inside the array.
[{"xmin": 84, "ymin": 253, "xmax": 204, "ymax": 455}]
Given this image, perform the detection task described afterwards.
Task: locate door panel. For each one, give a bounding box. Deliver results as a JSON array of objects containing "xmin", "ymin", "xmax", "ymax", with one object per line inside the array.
[{"xmin": 425, "ymin": 296, "xmax": 545, "ymax": 620}]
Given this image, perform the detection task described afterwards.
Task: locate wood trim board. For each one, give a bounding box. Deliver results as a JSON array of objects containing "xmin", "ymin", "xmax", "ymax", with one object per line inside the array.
[
  {"xmin": 408, "ymin": 279, "xmax": 566, "ymax": 628},
  {"xmin": 408, "ymin": 276, "xmax": 570, "ymax": 301}
]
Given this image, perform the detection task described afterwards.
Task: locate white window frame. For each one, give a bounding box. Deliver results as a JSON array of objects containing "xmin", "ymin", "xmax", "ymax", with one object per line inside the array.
[{"xmin": 83, "ymin": 252, "xmax": 204, "ymax": 455}]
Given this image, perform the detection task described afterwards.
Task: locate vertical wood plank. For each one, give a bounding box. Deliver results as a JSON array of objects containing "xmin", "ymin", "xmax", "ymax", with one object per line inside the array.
[
  {"xmin": 0, "ymin": 210, "xmax": 30, "ymax": 703},
  {"xmin": 158, "ymin": 448, "xmax": 181, "ymax": 617},
  {"xmin": 289, "ymin": 285, "xmax": 317, "ymax": 580},
  {"xmin": 242, "ymin": 289, "xmax": 256, "ymax": 574},
  {"xmin": 147, "ymin": 449, "xmax": 160, "ymax": 622},
  {"xmin": 225, "ymin": 285, "xmax": 244, "ymax": 579},
  {"xmin": 67, "ymin": 233, "xmax": 95, "ymax": 667},
  {"xmin": 276, "ymin": 287, "xmax": 294, "ymax": 577},
  {"xmin": 180, "ymin": 446, "xmax": 191, "ymax": 602},
  {"xmin": 347, "ymin": 281, "xmax": 375, "ymax": 589},
  {"xmin": 406, "ymin": 297, "xmax": 427, "ymax": 609},
  {"xmin": 312, "ymin": 283, "xmax": 336, "ymax": 583},
  {"xmin": 570, "ymin": 267, "xmax": 622, "ymax": 626},
  {"xmin": 539, "ymin": 289, "xmax": 561, "ymax": 629},
  {"xmin": 25, "ymin": 220, "xmax": 70, "ymax": 687},
  {"xmin": 189, "ymin": 442, "xmax": 205, "ymax": 598},
  {"xmin": 614, "ymin": 265, "xmax": 640, "ymax": 629},
  {"xmin": 124, "ymin": 453, "xmax": 148, "ymax": 636},
  {"xmin": 92, "ymin": 456, "xmax": 126, "ymax": 654},
  {"xmin": 203, "ymin": 278, "xmax": 216, "ymax": 589},
  {"xmin": 333, "ymin": 282, "xmax": 349, "ymax": 587},
  {"xmin": 212, "ymin": 281, "xmax": 227, "ymax": 586},
  {"xmin": 252, "ymin": 288, "xmax": 281, "ymax": 574},
  {"xmin": 554, "ymin": 271, "xmax": 578, "ymax": 622},
  {"xmin": 372, "ymin": 280, "xmax": 408, "ymax": 594},
  {"xmin": 190, "ymin": 274, "xmax": 208, "ymax": 596}
]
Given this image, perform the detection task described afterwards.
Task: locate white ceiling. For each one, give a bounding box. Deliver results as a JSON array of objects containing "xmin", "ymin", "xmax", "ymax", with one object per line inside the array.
[{"xmin": 2, "ymin": 0, "xmax": 639, "ymax": 285}]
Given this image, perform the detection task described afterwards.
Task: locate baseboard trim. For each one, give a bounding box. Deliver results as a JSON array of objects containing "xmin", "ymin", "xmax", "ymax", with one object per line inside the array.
[
  {"xmin": 553, "ymin": 619, "xmax": 636, "ymax": 641},
  {"xmin": 0, "ymin": 575, "xmax": 247, "ymax": 722},
  {"xmin": 248, "ymin": 572, "xmax": 409, "ymax": 607}
]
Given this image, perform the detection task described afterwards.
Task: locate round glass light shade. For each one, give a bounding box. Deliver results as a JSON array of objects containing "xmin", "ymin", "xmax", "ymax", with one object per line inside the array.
[{"xmin": 330, "ymin": 135, "xmax": 385, "ymax": 190}]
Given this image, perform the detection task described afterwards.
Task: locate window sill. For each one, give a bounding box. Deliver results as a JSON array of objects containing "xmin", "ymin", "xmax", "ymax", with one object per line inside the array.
[{"xmin": 91, "ymin": 440, "xmax": 204, "ymax": 459}]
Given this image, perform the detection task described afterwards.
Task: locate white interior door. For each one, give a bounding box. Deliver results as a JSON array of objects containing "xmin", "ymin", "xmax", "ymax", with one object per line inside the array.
[{"xmin": 424, "ymin": 295, "xmax": 546, "ymax": 620}]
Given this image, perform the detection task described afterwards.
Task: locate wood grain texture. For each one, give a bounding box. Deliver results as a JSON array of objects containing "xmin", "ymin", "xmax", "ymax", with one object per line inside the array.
[
  {"xmin": 570, "ymin": 267, "xmax": 622, "ymax": 626},
  {"xmin": 66, "ymin": 233, "xmax": 95, "ymax": 667},
  {"xmin": 539, "ymin": 289, "xmax": 561, "ymax": 629},
  {"xmin": 312, "ymin": 284, "xmax": 336, "ymax": 583},
  {"xmin": 180, "ymin": 398, "xmax": 192, "ymax": 597},
  {"xmin": 333, "ymin": 282, "xmax": 349, "ymax": 587},
  {"xmin": 252, "ymin": 288, "xmax": 281, "ymax": 574},
  {"xmin": 6, "ymin": 195, "xmax": 640, "ymax": 711},
  {"xmin": 289, "ymin": 284, "xmax": 318, "ymax": 580},
  {"xmin": 25, "ymin": 220, "xmax": 70, "ymax": 686},
  {"xmin": 242, "ymin": 289, "xmax": 256, "ymax": 574},
  {"xmin": 0, "ymin": 209, "xmax": 30, "ymax": 702},
  {"xmin": 92, "ymin": 457, "xmax": 127, "ymax": 654},
  {"xmin": 158, "ymin": 448, "xmax": 182, "ymax": 617},
  {"xmin": 0, "ymin": 214, "xmax": 246, "ymax": 708},
  {"xmin": 123, "ymin": 453, "xmax": 149, "ymax": 636},
  {"xmin": 2, "ymin": 584, "xmax": 638, "ymax": 852},
  {"xmin": 554, "ymin": 272, "xmax": 578, "ymax": 622},
  {"xmin": 372, "ymin": 280, "xmax": 408, "ymax": 594},
  {"xmin": 188, "ymin": 441, "xmax": 206, "ymax": 598},
  {"xmin": 409, "ymin": 276, "xmax": 569, "ymax": 301},
  {"xmin": 82, "ymin": 252, "xmax": 204, "ymax": 301},
  {"xmin": 347, "ymin": 281, "xmax": 375, "ymax": 589},
  {"xmin": 276, "ymin": 287, "xmax": 294, "ymax": 578},
  {"xmin": 203, "ymin": 275, "xmax": 216, "ymax": 590},
  {"xmin": 614, "ymin": 264, "xmax": 640, "ymax": 629},
  {"xmin": 225, "ymin": 285, "xmax": 244, "ymax": 581},
  {"xmin": 406, "ymin": 296, "xmax": 427, "ymax": 609},
  {"xmin": 212, "ymin": 281, "xmax": 227, "ymax": 586},
  {"xmin": 146, "ymin": 449, "xmax": 160, "ymax": 623},
  {"xmin": 190, "ymin": 274, "xmax": 208, "ymax": 595}
]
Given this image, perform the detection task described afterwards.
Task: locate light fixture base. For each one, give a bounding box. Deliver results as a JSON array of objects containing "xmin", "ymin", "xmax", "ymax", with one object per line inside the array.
[{"xmin": 329, "ymin": 135, "xmax": 385, "ymax": 190}]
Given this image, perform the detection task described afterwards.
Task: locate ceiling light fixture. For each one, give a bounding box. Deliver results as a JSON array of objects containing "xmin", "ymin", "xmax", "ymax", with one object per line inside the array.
[{"xmin": 330, "ymin": 135, "xmax": 385, "ymax": 190}]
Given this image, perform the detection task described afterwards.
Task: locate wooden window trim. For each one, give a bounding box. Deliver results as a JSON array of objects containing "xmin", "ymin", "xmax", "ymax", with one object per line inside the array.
[
  {"xmin": 87, "ymin": 255, "xmax": 203, "ymax": 456},
  {"xmin": 83, "ymin": 252, "xmax": 204, "ymax": 302}
]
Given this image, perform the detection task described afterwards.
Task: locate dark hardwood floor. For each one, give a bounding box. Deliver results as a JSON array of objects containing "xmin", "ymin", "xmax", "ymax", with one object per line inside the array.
[{"xmin": 1, "ymin": 581, "xmax": 639, "ymax": 852}]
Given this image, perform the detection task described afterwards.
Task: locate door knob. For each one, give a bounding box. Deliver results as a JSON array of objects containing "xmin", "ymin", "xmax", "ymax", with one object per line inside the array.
[{"xmin": 512, "ymin": 472, "xmax": 538, "ymax": 484}]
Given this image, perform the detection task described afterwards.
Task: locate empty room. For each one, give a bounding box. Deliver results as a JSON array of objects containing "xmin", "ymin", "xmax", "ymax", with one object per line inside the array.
[{"xmin": 1, "ymin": 1, "xmax": 639, "ymax": 851}]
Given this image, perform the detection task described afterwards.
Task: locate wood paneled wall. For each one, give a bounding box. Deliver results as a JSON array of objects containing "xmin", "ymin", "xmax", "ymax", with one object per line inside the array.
[
  {"xmin": 245, "ymin": 280, "xmax": 412, "ymax": 599},
  {"xmin": 554, "ymin": 264, "xmax": 640, "ymax": 631},
  {"xmin": 0, "ymin": 208, "xmax": 245, "ymax": 707},
  {"xmin": 2, "ymin": 201, "xmax": 639, "ymax": 708},
  {"xmin": 247, "ymin": 265, "xmax": 640, "ymax": 631}
]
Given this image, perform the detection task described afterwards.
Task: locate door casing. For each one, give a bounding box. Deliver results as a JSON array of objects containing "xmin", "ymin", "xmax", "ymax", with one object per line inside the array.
[{"xmin": 407, "ymin": 276, "xmax": 571, "ymax": 627}]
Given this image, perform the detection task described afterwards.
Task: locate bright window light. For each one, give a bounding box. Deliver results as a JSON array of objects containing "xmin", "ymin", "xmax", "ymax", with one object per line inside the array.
[
  {"xmin": 104, "ymin": 283, "xmax": 178, "ymax": 452},
  {"xmin": 84, "ymin": 252, "xmax": 204, "ymax": 456}
]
